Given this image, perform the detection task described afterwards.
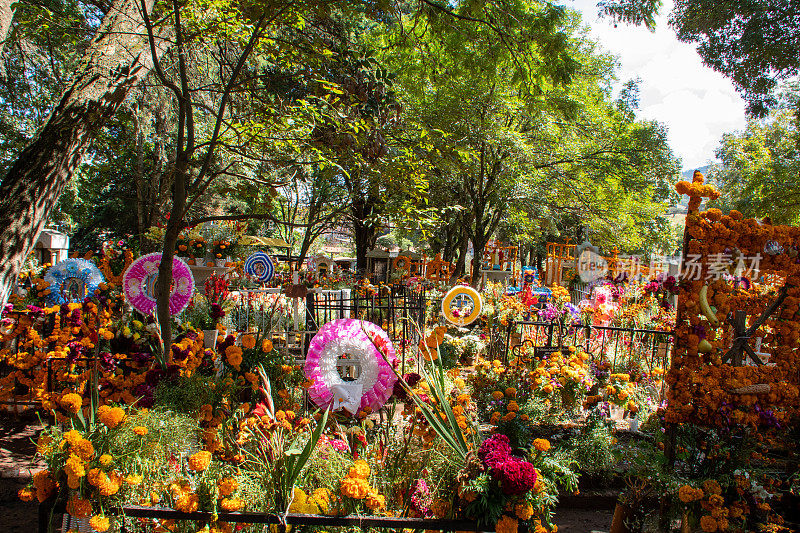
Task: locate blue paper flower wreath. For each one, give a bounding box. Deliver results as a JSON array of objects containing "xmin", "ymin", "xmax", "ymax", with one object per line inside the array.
[{"xmin": 43, "ymin": 258, "xmax": 105, "ymax": 305}]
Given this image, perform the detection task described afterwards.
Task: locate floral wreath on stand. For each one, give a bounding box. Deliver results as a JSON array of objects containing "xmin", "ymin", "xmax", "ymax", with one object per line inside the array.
[
  {"xmin": 43, "ymin": 258, "xmax": 106, "ymax": 305},
  {"xmin": 123, "ymin": 253, "xmax": 194, "ymax": 316},
  {"xmin": 304, "ymin": 319, "xmax": 397, "ymax": 415},
  {"xmin": 243, "ymin": 252, "xmax": 275, "ymax": 283},
  {"xmin": 441, "ymin": 285, "xmax": 483, "ymax": 326}
]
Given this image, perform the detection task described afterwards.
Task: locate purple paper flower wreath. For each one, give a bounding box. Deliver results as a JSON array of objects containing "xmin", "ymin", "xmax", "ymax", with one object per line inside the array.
[{"xmin": 123, "ymin": 253, "xmax": 194, "ymax": 316}]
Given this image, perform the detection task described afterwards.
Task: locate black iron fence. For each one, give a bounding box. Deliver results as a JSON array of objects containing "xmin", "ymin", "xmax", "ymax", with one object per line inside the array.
[
  {"xmin": 45, "ymin": 503, "xmax": 484, "ymax": 533},
  {"xmin": 304, "ymin": 284, "xmax": 427, "ymax": 374},
  {"xmin": 502, "ymin": 320, "xmax": 673, "ymax": 374}
]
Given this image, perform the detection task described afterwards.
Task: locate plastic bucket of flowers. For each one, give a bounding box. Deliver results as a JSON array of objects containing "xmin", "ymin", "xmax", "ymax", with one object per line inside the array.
[{"xmin": 203, "ymin": 329, "xmax": 218, "ymax": 350}]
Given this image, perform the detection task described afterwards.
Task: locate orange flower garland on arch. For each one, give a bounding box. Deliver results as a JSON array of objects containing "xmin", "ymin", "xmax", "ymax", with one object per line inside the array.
[{"xmin": 666, "ymin": 171, "xmax": 800, "ymax": 427}]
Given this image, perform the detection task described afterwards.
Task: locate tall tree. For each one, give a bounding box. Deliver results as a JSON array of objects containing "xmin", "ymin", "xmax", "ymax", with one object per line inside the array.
[
  {"xmin": 272, "ymin": 166, "xmax": 350, "ymax": 267},
  {"xmin": 0, "ymin": 0, "xmax": 168, "ymax": 305},
  {"xmin": 670, "ymin": 0, "xmax": 800, "ymax": 117},
  {"xmin": 710, "ymin": 103, "xmax": 800, "ymax": 224}
]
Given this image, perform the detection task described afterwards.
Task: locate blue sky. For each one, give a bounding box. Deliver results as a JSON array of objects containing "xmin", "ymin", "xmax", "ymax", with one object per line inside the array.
[{"xmin": 572, "ymin": 0, "xmax": 747, "ymax": 169}]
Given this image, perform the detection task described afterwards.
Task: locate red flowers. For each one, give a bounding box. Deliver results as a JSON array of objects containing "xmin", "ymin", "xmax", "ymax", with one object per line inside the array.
[
  {"xmin": 477, "ymin": 433, "xmax": 538, "ymax": 495},
  {"xmin": 478, "ymin": 433, "xmax": 513, "ymax": 470},
  {"xmin": 496, "ymin": 457, "xmax": 537, "ymax": 495},
  {"xmin": 204, "ymin": 274, "xmax": 229, "ymax": 305}
]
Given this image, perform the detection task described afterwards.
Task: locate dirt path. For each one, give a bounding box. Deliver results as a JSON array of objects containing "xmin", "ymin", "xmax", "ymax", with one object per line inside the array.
[
  {"xmin": 553, "ymin": 507, "xmax": 613, "ymax": 532},
  {"xmin": 0, "ymin": 414, "xmax": 43, "ymax": 533}
]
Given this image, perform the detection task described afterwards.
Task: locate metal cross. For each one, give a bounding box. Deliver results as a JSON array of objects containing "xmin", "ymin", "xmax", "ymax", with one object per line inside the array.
[{"xmin": 723, "ymin": 286, "xmax": 787, "ymax": 366}]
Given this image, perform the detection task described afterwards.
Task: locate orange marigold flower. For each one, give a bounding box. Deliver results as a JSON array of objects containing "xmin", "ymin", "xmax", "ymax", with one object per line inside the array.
[
  {"xmin": 66, "ymin": 496, "xmax": 93, "ymax": 518},
  {"xmin": 678, "ymin": 485, "xmax": 703, "ymax": 503},
  {"xmin": 219, "ymin": 477, "xmax": 238, "ymax": 497},
  {"xmin": 496, "ymin": 515, "xmax": 518, "ymax": 533},
  {"xmin": 175, "ymin": 493, "xmax": 199, "ymax": 513},
  {"xmin": 18, "ymin": 487, "xmax": 36, "ymax": 502},
  {"xmin": 97, "ymin": 405, "xmax": 125, "ymax": 429},
  {"xmin": 514, "ymin": 502, "xmax": 534, "ymax": 520},
  {"xmin": 188, "ymin": 450, "xmax": 212, "ymax": 472},
  {"xmin": 699, "ymin": 515, "xmax": 717, "ymax": 533},
  {"xmin": 71, "ymin": 439, "xmax": 95, "ymax": 461},
  {"xmin": 340, "ymin": 476, "xmax": 370, "ymax": 499},
  {"xmin": 220, "ymin": 497, "xmax": 243, "ymax": 511},
  {"xmin": 240, "ymin": 335, "xmax": 256, "ymax": 350},
  {"xmin": 348, "ymin": 459, "xmax": 370, "ymax": 479},
  {"xmin": 59, "ymin": 393, "xmax": 83, "ymax": 415},
  {"xmin": 64, "ymin": 454, "xmax": 86, "ymax": 480},
  {"xmin": 365, "ymin": 490, "xmax": 386, "ymax": 511},
  {"xmin": 532, "ymin": 438, "xmax": 551, "ymax": 452},
  {"xmin": 32, "ymin": 470, "xmax": 57, "ymax": 503},
  {"xmin": 133, "ymin": 426, "xmax": 148, "ymax": 436}
]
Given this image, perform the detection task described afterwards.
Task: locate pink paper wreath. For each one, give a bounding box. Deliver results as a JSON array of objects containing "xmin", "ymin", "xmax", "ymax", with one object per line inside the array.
[
  {"xmin": 304, "ymin": 319, "xmax": 398, "ymax": 414},
  {"xmin": 123, "ymin": 253, "xmax": 194, "ymax": 316}
]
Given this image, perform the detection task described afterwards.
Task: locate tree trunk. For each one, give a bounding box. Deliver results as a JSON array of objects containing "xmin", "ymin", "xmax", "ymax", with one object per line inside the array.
[
  {"xmin": 470, "ymin": 234, "xmax": 488, "ymax": 288},
  {"xmin": 0, "ymin": 0, "xmax": 167, "ymax": 305},
  {"xmin": 296, "ymin": 229, "xmax": 314, "ymax": 270},
  {"xmin": 157, "ymin": 163, "xmax": 185, "ymax": 358},
  {"xmin": 351, "ymin": 190, "xmax": 379, "ymax": 276},
  {"xmin": 134, "ymin": 99, "xmax": 169, "ymax": 252},
  {"xmin": 353, "ymin": 217, "xmax": 372, "ymax": 275},
  {"xmin": 450, "ymin": 227, "xmax": 469, "ymax": 282}
]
